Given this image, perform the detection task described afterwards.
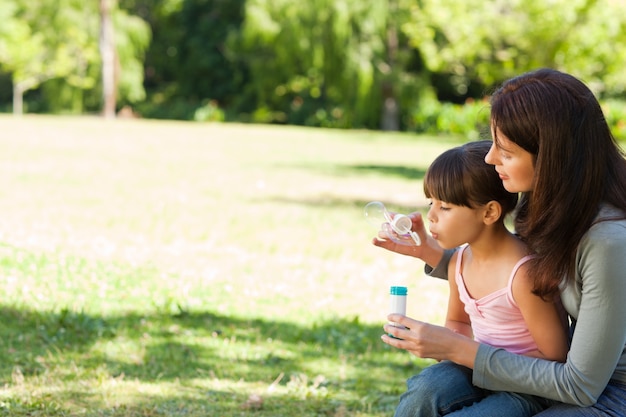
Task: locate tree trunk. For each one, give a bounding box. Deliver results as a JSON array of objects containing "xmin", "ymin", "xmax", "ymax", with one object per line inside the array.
[
  {"xmin": 12, "ymin": 78, "xmax": 40, "ymax": 116},
  {"xmin": 381, "ymin": 0, "xmax": 399, "ymax": 131},
  {"xmin": 12, "ymin": 83, "xmax": 24, "ymax": 116},
  {"xmin": 100, "ymin": 0, "xmax": 116, "ymax": 119}
]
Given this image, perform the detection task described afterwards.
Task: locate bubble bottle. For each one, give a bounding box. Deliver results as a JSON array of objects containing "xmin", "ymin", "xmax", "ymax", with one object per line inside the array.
[{"xmin": 388, "ymin": 286, "xmax": 408, "ymax": 338}]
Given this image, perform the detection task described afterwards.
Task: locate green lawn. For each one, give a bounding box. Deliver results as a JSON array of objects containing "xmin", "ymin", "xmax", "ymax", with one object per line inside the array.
[{"xmin": 0, "ymin": 114, "xmax": 458, "ymax": 416}]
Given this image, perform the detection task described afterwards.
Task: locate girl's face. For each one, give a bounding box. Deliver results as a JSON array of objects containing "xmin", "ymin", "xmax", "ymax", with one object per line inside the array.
[
  {"xmin": 426, "ymin": 199, "xmax": 486, "ymax": 249},
  {"xmin": 485, "ymin": 128, "xmax": 535, "ymax": 193}
]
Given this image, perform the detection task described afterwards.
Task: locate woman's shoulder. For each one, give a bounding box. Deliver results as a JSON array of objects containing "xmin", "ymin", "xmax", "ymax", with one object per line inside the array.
[
  {"xmin": 580, "ymin": 204, "xmax": 626, "ymax": 253},
  {"xmin": 596, "ymin": 203, "xmax": 626, "ymax": 219},
  {"xmin": 587, "ymin": 204, "xmax": 626, "ymax": 238},
  {"xmin": 574, "ymin": 205, "xmax": 626, "ymax": 295}
]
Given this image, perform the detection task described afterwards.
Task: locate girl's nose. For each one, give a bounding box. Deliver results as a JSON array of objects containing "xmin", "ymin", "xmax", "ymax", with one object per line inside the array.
[{"xmin": 426, "ymin": 207, "xmax": 436, "ymax": 223}]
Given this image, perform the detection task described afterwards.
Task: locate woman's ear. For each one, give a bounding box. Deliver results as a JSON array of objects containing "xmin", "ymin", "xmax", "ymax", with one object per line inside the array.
[{"xmin": 483, "ymin": 201, "xmax": 502, "ymax": 225}]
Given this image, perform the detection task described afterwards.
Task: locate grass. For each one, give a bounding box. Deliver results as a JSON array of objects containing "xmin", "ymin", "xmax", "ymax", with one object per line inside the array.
[{"xmin": 0, "ymin": 114, "xmax": 459, "ymax": 416}]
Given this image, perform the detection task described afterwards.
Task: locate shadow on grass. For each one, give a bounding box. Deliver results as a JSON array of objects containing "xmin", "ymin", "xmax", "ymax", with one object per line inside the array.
[
  {"xmin": 260, "ymin": 195, "xmax": 430, "ymax": 217},
  {"xmin": 0, "ymin": 305, "xmax": 425, "ymax": 415},
  {"xmin": 344, "ymin": 164, "xmax": 427, "ymax": 180},
  {"xmin": 289, "ymin": 162, "xmax": 427, "ymax": 181},
  {"xmin": 258, "ymin": 162, "xmax": 431, "ymax": 213},
  {"xmin": 0, "ymin": 387, "xmax": 373, "ymax": 417}
]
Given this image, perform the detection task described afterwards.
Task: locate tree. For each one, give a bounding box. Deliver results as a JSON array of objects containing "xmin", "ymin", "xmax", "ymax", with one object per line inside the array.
[
  {"xmin": 0, "ymin": 0, "xmax": 149, "ymax": 115},
  {"xmin": 402, "ymin": 0, "xmax": 626, "ymax": 97},
  {"xmin": 113, "ymin": 6, "xmax": 151, "ymax": 107},
  {"xmin": 0, "ymin": 1, "xmax": 41, "ymax": 115},
  {"xmin": 2, "ymin": 0, "xmax": 102, "ymax": 115},
  {"xmin": 100, "ymin": 0, "xmax": 116, "ymax": 118},
  {"xmin": 226, "ymin": 0, "xmax": 427, "ymax": 129},
  {"xmin": 100, "ymin": 0, "xmax": 151, "ymax": 116}
]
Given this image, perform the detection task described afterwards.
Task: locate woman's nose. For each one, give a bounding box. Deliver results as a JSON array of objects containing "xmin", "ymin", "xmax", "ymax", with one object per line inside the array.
[{"xmin": 485, "ymin": 144, "xmax": 498, "ymax": 165}]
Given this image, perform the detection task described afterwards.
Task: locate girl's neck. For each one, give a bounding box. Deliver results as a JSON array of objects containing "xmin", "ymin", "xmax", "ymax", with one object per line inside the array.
[{"xmin": 466, "ymin": 225, "xmax": 524, "ymax": 264}]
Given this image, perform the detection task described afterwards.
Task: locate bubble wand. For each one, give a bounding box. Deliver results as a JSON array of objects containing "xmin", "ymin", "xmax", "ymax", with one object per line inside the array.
[{"xmin": 364, "ymin": 201, "xmax": 421, "ymax": 246}]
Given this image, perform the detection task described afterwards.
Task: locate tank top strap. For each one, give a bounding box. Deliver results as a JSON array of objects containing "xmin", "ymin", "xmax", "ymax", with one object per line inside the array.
[
  {"xmin": 454, "ymin": 245, "xmax": 468, "ymax": 278},
  {"xmin": 507, "ymin": 255, "xmax": 535, "ymax": 288}
]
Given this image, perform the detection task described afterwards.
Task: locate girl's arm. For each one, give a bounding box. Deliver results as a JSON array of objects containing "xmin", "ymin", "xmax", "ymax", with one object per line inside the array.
[
  {"xmin": 445, "ymin": 255, "xmax": 473, "ymax": 338},
  {"xmin": 511, "ymin": 264, "xmax": 568, "ymax": 362}
]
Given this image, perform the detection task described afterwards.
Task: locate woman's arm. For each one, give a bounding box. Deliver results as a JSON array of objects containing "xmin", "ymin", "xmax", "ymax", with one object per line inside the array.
[
  {"xmin": 424, "ymin": 248, "xmax": 456, "ymax": 280},
  {"xmin": 512, "ymin": 264, "xmax": 568, "ymax": 361}
]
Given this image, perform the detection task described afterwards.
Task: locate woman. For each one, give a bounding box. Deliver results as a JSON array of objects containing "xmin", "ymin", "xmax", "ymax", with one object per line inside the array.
[{"xmin": 374, "ymin": 68, "xmax": 626, "ymax": 415}]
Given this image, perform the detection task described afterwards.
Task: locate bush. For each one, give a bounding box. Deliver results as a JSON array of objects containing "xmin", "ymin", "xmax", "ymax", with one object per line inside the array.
[
  {"xmin": 602, "ymin": 99, "xmax": 626, "ymax": 142},
  {"xmin": 194, "ymin": 100, "xmax": 225, "ymax": 122},
  {"xmin": 409, "ymin": 97, "xmax": 626, "ymax": 143},
  {"xmin": 408, "ymin": 97, "xmax": 490, "ymax": 140}
]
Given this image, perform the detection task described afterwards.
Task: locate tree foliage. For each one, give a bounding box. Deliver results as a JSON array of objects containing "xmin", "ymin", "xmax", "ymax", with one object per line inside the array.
[
  {"xmin": 403, "ymin": 0, "xmax": 626, "ymax": 96},
  {"xmin": 223, "ymin": 0, "xmax": 626, "ymax": 130},
  {"xmin": 114, "ymin": 7, "xmax": 152, "ymax": 104},
  {"xmin": 0, "ymin": 0, "xmax": 149, "ymax": 115},
  {"xmin": 225, "ymin": 0, "xmax": 430, "ymax": 129},
  {"xmin": 0, "ymin": 0, "xmax": 625, "ymax": 131}
]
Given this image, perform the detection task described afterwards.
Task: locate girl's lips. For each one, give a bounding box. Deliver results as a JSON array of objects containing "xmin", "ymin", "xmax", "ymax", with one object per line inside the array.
[{"xmin": 430, "ymin": 231, "xmax": 438, "ymax": 240}]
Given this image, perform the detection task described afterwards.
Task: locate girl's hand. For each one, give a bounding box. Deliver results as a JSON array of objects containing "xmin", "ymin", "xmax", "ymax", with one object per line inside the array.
[
  {"xmin": 382, "ymin": 314, "xmax": 479, "ymax": 368},
  {"xmin": 372, "ymin": 211, "xmax": 444, "ymax": 267}
]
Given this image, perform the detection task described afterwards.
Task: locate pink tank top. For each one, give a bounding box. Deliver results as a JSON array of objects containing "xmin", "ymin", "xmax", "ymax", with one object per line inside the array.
[{"xmin": 454, "ymin": 245, "xmax": 538, "ymax": 354}]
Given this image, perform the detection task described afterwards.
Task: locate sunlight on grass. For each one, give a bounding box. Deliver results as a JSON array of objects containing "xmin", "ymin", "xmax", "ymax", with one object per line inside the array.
[{"xmin": 0, "ymin": 115, "xmax": 455, "ymax": 416}]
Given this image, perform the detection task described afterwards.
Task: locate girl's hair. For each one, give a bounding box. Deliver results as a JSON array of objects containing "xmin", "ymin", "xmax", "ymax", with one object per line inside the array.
[
  {"xmin": 490, "ymin": 68, "xmax": 626, "ymax": 298},
  {"xmin": 424, "ymin": 140, "xmax": 518, "ymax": 216}
]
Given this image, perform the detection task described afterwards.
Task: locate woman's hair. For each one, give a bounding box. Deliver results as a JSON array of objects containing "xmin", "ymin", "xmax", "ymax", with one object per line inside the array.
[
  {"xmin": 490, "ymin": 68, "xmax": 626, "ymax": 298},
  {"xmin": 424, "ymin": 140, "xmax": 518, "ymax": 216}
]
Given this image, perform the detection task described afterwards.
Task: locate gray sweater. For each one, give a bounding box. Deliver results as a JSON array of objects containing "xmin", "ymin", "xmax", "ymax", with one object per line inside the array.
[{"xmin": 428, "ymin": 204, "xmax": 626, "ymax": 406}]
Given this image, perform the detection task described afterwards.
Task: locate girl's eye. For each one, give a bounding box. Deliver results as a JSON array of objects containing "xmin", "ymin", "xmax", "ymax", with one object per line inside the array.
[{"xmin": 440, "ymin": 206, "xmax": 451, "ymax": 211}]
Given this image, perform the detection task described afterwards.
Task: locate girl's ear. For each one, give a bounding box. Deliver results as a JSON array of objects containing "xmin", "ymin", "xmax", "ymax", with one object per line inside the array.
[{"xmin": 483, "ymin": 200, "xmax": 502, "ymax": 225}]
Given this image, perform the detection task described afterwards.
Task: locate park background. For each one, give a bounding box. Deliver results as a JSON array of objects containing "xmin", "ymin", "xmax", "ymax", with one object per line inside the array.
[
  {"xmin": 1, "ymin": 1, "xmax": 626, "ymax": 416},
  {"xmin": 2, "ymin": 0, "xmax": 626, "ymax": 139}
]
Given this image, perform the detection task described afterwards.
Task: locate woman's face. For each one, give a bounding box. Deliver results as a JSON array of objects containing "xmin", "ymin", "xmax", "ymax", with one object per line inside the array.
[{"xmin": 485, "ymin": 128, "xmax": 535, "ymax": 193}]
